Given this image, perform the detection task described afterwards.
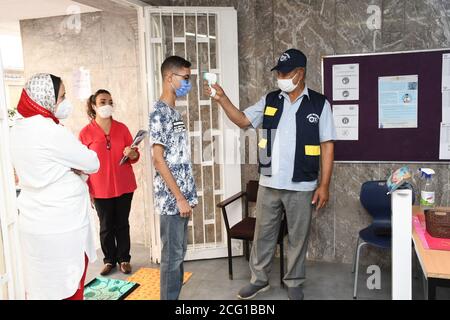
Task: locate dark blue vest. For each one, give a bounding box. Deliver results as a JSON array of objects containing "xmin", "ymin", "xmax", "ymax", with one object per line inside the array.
[{"xmin": 258, "ymin": 88, "xmax": 326, "ymax": 182}]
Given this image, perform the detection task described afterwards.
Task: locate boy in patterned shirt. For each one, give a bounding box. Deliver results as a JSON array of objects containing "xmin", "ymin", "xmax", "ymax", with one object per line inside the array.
[{"xmin": 150, "ymin": 56, "xmax": 198, "ymax": 300}]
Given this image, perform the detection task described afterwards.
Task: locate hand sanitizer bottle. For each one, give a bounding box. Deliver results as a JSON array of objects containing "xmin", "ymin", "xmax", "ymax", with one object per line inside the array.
[{"xmin": 419, "ymin": 168, "xmax": 436, "ymax": 210}]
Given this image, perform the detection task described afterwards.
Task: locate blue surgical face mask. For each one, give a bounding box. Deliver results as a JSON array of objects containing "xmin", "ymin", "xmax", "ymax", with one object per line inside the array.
[{"xmin": 172, "ymin": 79, "xmax": 192, "ymax": 97}]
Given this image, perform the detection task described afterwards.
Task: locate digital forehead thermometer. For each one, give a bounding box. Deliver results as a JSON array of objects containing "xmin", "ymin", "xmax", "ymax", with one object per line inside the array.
[{"xmin": 203, "ymin": 72, "xmax": 217, "ymax": 98}]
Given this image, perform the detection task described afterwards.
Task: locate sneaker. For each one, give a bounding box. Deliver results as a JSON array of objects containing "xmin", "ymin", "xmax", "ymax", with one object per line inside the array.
[
  {"xmin": 100, "ymin": 263, "xmax": 116, "ymax": 276},
  {"xmin": 287, "ymin": 287, "xmax": 304, "ymax": 300},
  {"xmin": 237, "ymin": 283, "xmax": 270, "ymax": 300}
]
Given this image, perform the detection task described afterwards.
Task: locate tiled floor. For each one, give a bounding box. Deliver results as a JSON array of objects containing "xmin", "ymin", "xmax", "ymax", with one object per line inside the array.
[{"xmin": 85, "ymin": 244, "xmax": 450, "ymax": 300}]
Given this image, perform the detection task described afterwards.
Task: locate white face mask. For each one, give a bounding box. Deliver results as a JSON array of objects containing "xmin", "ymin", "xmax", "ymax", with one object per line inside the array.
[
  {"xmin": 54, "ymin": 99, "xmax": 73, "ymax": 119},
  {"xmin": 95, "ymin": 105, "xmax": 114, "ymax": 119},
  {"xmin": 277, "ymin": 73, "xmax": 300, "ymax": 93}
]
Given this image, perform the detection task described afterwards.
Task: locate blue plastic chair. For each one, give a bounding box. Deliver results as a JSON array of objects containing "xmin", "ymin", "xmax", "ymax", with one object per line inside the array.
[{"xmin": 352, "ymin": 180, "xmax": 392, "ymax": 299}]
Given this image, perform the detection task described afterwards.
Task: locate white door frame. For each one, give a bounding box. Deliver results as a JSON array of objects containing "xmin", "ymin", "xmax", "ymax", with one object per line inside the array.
[
  {"xmin": 144, "ymin": 6, "xmax": 242, "ymax": 262},
  {"xmin": 0, "ymin": 51, "xmax": 25, "ymax": 300},
  {"xmin": 108, "ymin": 1, "xmax": 243, "ymax": 263},
  {"xmin": 108, "ymin": 0, "xmax": 159, "ymax": 260}
]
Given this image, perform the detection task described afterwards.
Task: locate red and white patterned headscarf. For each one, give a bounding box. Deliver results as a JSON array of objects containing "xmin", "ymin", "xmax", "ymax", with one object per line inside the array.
[{"xmin": 17, "ymin": 73, "xmax": 62, "ymax": 124}]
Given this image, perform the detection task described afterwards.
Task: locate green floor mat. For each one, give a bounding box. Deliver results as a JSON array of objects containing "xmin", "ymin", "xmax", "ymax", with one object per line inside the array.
[{"xmin": 83, "ymin": 277, "xmax": 140, "ymax": 300}]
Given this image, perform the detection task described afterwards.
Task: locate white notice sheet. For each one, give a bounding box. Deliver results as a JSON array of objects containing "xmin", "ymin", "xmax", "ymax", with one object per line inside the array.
[
  {"xmin": 332, "ymin": 104, "xmax": 359, "ymax": 140},
  {"xmin": 442, "ymin": 54, "xmax": 450, "ymax": 124},
  {"xmin": 442, "ymin": 91, "xmax": 450, "ymax": 123},
  {"xmin": 332, "ymin": 64, "xmax": 359, "ymax": 101},
  {"xmin": 73, "ymin": 67, "xmax": 92, "ymax": 100},
  {"xmin": 442, "ymin": 54, "xmax": 450, "ymax": 92},
  {"xmin": 439, "ymin": 123, "xmax": 450, "ymax": 160}
]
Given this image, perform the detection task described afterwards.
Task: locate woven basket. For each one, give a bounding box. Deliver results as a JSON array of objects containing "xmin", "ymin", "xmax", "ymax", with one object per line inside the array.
[{"xmin": 424, "ymin": 207, "xmax": 450, "ymax": 239}]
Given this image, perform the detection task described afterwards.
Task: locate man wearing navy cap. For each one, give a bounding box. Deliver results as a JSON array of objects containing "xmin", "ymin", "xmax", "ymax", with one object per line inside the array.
[{"xmin": 204, "ymin": 49, "xmax": 336, "ymax": 300}]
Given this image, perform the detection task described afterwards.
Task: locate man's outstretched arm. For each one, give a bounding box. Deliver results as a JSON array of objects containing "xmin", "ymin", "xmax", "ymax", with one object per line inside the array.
[{"xmin": 204, "ymin": 81, "xmax": 251, "ymax": 129}]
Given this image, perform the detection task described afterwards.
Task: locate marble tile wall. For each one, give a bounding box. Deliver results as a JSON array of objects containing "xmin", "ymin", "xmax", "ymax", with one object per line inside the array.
[
  {"xmin": 20, "ymin": 11, "xmax": 152, "ymax": 247},
  {"xmin": 152, "ymin": 0, "xmax": 450, "ymax": 266},
  {"xmin": 21, "ymin": 1, "xmax": 450, "ymax": 267}
]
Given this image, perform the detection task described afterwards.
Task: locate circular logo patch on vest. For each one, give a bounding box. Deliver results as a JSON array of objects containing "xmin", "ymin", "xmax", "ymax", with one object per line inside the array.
[{"xmin": 307, "ymin": 113, "xmax": 320, "ymax": 124}]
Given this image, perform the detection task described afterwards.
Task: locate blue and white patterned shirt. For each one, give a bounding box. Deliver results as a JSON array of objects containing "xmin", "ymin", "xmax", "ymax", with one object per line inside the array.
[{"xmin": 150, "ymin": 100, "xmax": 198, "ymax": 215}]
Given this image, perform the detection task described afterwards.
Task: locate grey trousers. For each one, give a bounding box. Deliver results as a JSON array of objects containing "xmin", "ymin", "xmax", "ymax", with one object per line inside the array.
[{"xmin": 250, "ymin": 186, "xmax": 314, "ymax": 288}]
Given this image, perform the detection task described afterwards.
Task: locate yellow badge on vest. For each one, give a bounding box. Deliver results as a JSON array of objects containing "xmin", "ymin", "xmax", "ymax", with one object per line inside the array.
[
  {"xmin": 258, "ymin": 138, "xmax": 268, "ymax": 149},
  {"xmin": 305, "ymin": 145, "xmax": 321, "ymax": 156},
  {"xmin": 264, "ymin": 106, "xmax": 278, "ymax": 116}
]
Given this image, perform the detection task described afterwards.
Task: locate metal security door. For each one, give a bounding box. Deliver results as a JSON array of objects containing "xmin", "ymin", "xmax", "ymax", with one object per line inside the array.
[{"xmin": 145, "ymin": 7, "xmax": 242, "ymax": 261}]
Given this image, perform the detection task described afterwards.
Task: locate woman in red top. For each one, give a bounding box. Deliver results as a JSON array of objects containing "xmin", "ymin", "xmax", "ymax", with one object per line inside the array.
[{"xmin": 79, "ymin": 89, "xmax": 139, "ymax": 276}]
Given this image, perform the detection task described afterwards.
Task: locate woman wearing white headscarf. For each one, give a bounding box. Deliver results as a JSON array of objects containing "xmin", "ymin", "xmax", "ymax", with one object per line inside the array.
[{"xmin": 10, "ymin": 73, "xmax": 100, "ymax": 300}]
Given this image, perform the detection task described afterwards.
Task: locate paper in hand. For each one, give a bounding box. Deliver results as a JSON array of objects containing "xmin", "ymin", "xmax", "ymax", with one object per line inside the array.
[{"xmin": 119, "ymin": 130, "xmax": 148, "ymax": 165}]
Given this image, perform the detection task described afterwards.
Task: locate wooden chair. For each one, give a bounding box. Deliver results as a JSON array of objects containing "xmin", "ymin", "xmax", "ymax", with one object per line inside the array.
[{"xmin": 217, "ymin": 180, "xmax": 287, "ymax": 287}]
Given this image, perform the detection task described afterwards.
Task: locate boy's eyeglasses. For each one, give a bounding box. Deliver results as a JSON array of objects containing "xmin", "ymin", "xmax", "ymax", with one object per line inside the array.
[{"xmin": 173, "ymin": 73, "xmax": 191, "ymax": 81}]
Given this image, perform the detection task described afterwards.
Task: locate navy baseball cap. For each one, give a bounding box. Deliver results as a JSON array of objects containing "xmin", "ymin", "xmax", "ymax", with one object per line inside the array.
[{"xmin": 271, "ymin": 49, "xmax": 307, "ymax": 73}]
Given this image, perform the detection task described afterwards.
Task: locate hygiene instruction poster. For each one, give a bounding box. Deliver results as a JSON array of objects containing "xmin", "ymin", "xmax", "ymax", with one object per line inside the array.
[
  {"xmin": 332, "ymin": 64, "xmax": 359, "ymax": 101},
  {"xmin": 332, "ymin": 104, "xmax": 359, "ymax": 140},
  {"xmin": 378, "ymin": 75, "xmax": 418, "ymax": 129}
]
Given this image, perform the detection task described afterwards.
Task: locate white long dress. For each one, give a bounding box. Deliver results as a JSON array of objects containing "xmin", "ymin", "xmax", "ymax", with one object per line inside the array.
[{"xmin": 9, "ymin": 115, "xmax": 100, "ymax": 300}]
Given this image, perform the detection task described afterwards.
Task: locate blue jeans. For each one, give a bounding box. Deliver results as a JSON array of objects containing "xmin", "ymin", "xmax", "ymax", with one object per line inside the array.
[{"xmin": 160, "ymin": 214, "xmax": 189, "ymax": 300}]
